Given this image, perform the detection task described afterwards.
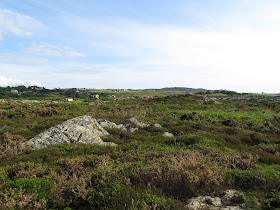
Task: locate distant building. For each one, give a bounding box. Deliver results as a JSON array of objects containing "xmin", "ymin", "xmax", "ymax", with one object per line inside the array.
[
  {"xmin": 92, "ymin": 94, "xmax": 100, "ymax": 99},
  {"xmin": 66, "ymin": 98, "xmax": 73, "ymax": 101}
]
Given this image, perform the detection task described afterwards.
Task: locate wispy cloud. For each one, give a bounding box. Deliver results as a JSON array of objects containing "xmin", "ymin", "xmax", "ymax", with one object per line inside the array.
[
  {"xmin": 0, "ymin": 9, "xmax": 44, "ymax": 40},
  {"xmin": 25, "ymin": 42, "xmax": 87, "ymax": 57}
]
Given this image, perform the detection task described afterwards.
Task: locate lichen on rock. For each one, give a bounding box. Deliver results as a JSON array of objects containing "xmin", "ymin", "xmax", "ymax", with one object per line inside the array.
[{"xmin": 28, "ymin": 116, "xmax": 116, "ymax": 149}]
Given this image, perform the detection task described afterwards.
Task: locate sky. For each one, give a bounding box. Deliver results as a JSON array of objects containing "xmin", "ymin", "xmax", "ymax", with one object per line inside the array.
[{"xmin": 0, "ymin": 0, "xmax": 280, "ymax": 92}]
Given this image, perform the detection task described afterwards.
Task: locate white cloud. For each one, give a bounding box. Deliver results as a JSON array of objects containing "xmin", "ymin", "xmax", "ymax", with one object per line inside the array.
[
  {"xmin": 64, "ymin": 15, "xmax": 280, "ymax": 92},
  {"xmin": 0, "ymin": 73, "xmax": 43, "ymax": 87},
  {"xmin": 26, "ymin": 42, "xmax": 87, "ymax": 57},
  {"xmin": 29, "ymin": 81, "xmax": 43, "ymax": 87},
  {"xmin": 0, "ymin": 9, "xmax": 44, "ymax": 39},
  {"xmin": 0, "ymin": 74, "xmax": 23, "ymax": 86}
]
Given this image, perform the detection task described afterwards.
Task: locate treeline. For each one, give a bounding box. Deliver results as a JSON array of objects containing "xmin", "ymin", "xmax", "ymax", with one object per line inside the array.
[
  {"xmin": 0, "ymin": 86, "xmax": 109, "ymax": 100},
  {"xmin": 0, "ymin": 86, "xmax": 66, "ymax": 99}
]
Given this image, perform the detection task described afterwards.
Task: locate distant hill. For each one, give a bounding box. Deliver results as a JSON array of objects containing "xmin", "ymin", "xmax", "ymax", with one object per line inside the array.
[{"xmin": 145, "ymin": 87, "xmax": 208, "ymax": 92}]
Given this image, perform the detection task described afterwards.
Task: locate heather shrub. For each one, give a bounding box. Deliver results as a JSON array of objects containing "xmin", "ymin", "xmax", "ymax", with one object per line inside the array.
[
  {"xmin": 241, "ymin": 133, "xmax": 268, "ymax": 145},
  {"xmin": 227, "ymin": 165, "xmax": 280, "ymax": 191},
  {"xmin": 29, "ymin": 106, "xmax": 66, "ymax": 117},
  {"xmin": 256, "ymin": 143, "xmax": 278, "ymax": 154},
  {"xmin": 7, "ymin": 161, "xmax": 49, "ymax": 179},
  {"xmin": 175, "ymin": 134, "xmax": 201, "ymax": 146},
  {"xmin": 251, "ymin": 150, "xmax": 280, "ymax": 164},
  {"xmin": 48, "ymin": 155, "xmax": 114, "ymax": 208},
  {"xmin": 0, "ymin": 188, "xmax": 47, "ymax": 209},
  {"xmin": 140, "ymin": 150, "xmax": 223, "ymax": 198},
  {"xmin": 205, "ymin": 149, "xmax": 259, "ymax": 170},
  {"xmin": 0, "ymin": 168, "xmax": 7, "ymax": 185},
  {"xmin": 0, "ymin": 133, "xmax": 29, "ymax": 157},
  {"xmin": 48, "ymin": 171, "xmax": 89, "ymax": 208},
  {"xmin": 263, "ymin": 192, "xmax": 280, "ymax": 209}
]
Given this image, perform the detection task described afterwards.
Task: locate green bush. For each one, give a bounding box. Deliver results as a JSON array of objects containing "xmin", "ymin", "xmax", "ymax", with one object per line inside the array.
[
  {"xmin": 263, "ymin": 192, "xmax": 280, "ymax": 209},
  {"xmin": 7, "ymin": 178, "xmax": 54, "ymax": 200}
]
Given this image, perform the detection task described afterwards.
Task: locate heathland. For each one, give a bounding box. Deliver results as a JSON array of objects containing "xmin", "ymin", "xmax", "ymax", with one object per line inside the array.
[{"xmin": 1, "ymin": 86, "xmax": 280, "ymax": 209}]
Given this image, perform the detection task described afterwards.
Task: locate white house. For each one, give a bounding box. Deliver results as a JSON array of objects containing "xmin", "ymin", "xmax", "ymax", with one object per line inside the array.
[{"xmin": 66, "ymin": 98, "xmax": 73, "ymax": 101}]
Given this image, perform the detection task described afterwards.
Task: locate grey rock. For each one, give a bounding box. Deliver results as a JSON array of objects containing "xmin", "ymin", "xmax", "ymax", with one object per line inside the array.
[
  {"xmin": 208, "ymin": 197, "xmax": 222, "ymax": 207},
  {"xmin": 126, "ymin": 118, "xmax": 149, "ymax": 127},
  {"xmin": 224, "ymin": 189, "xmax": 239, "ymax": 200},
  {"xmin": 126, "ymin": 127, "xmax": 139, "ymax": 133},
  {"xmin": 185, "ymin": 196, "xmax": 221, "ymax": 209},
  {"xmin": 97, "ymin": 119, "xmax": 126, "ymax": 130},
  {"xmin": 185, "ymin": 189, "xmax": 249, "ymax": 210},
  {"xmin": 213, "ymin": 100, "xmax": 222, "ymax": 105},
  {"xmin": 163, "ymin": 132, "xmax": 174, "ymax": 137},
  {"xmin": 97, "ymin": 119, "xmax": 138, "ymax": 133},
  {"xmin": 196, "ymin": 100, "xmax": 204, "ymax": 105},
  {"xmin": 88, "ymin": 101, "xmax": 109, "ymax": 106},
  {"xmin": 185, "ymin": 199, "xmax": 204, "ymax": 210},
  {"xmin": 223, "ymin": 189, "xmax": 243, "ymax": 205},
  {"xmin": 28, "ymin": 116, "xmax": 116, "ymax": 149},
  {"xmin": 153, "ymin": 123, "xmax": 162, "ymax": 128}
]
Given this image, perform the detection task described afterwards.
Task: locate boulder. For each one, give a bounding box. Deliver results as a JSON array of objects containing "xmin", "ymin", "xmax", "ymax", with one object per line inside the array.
[
  {"xmin": 28, "ymin": 116, "xmax": 116, "ymax": 149},
  {"xmin": 97, "ymin": 119, "xmax": 139, "ymax": 132},
  {"xmin": 126, "ymin": 127, "xmax": 139, "ymax": 133},
  {"xmin": 185, "ymin": 189, "xmax": 256, "ymax": 210},
  {"xmin": 126, "ymin": 118, "xmax": 149, "ymax": 128},
  {"xmin": 97, "ymin": 119, "xmax": 127, "ymax": 130},
  {"xmin": 153, "ymin": 123, "xmax": 162, "ymax": 128},
  {"xmin": 163, "ymin": 132, "xmax": 174, "ymax": 137}
]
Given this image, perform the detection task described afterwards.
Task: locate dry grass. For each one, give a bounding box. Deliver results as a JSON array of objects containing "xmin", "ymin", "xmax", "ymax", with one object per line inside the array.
[
  {"xmin": 0, "ymin": 188, "xmax": 47, "ymax": 210},
  {"xmin": 140, "ymin": 150, "xmax": 223, "ymax": 198},
  {"xmin": 0, "ymin": 133, "xmax": 29, "ymax": 158}
]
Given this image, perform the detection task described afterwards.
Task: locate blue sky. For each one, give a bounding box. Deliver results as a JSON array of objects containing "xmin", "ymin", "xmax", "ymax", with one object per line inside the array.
[{"xmin": 0, "ymin": 0, "xmax": 280, "ymax": 92}]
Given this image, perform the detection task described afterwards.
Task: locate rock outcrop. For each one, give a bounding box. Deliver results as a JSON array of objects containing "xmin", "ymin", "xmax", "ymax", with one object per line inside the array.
[
  {"xmin": 153, "ymin": 123, "xmax": 162, "ymax": 128},
  {"xmin": 185, "ymin": 189, "xmax": 260, "ymax": 210},
  {"xmin": 97, "ymin": 118, "xmax": 149, "ymax": 133},
  {"xmin": 163, "ymin": 132, "xmax": 174, "ymax": 137},
  {"xmin": 97, "ymin": 119, "xmax": 127, "ymax": 130},
  {"xmin": 126, "ymin": 118, "xmax": 149, "ymax": 128},
  {"xmin": 28, "ymin": 116, "xmax": 116, "ymax": 149}
]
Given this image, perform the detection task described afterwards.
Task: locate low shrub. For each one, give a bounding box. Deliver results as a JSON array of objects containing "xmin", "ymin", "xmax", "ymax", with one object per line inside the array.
[
  {"xmin": 140, "ymin": 150, "xmax": 223, "ymax": 198},
  {"xmin": 0, "ymin": 133, "xmax": 29, "ymax": 158},
  {"xmin": 263, "ymin": 192, "xmax": 280, "ymax": 210},
  {"xmin": 0, "ymin": 188, "xmax": 47, "ymax": 209},
  {"xmin": 227, "ymin": 166, "xmax": 280, "ymax": 191},
  {"xmin": 251, "ymin": 150, "xmax": 280, "ymax": 164},
  {"xmin": 7, "ymin": 161, "xmax": 49, "ymax": 180},
  {"xmin": 7, "ymin": 177, "xmax": 54, "ymax": 200}
]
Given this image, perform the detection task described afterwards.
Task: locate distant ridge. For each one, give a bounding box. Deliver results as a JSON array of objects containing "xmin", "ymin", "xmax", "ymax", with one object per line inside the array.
[{"xmin": 145, "ymin": 87, "xmax": 208, "ymax": 92}]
